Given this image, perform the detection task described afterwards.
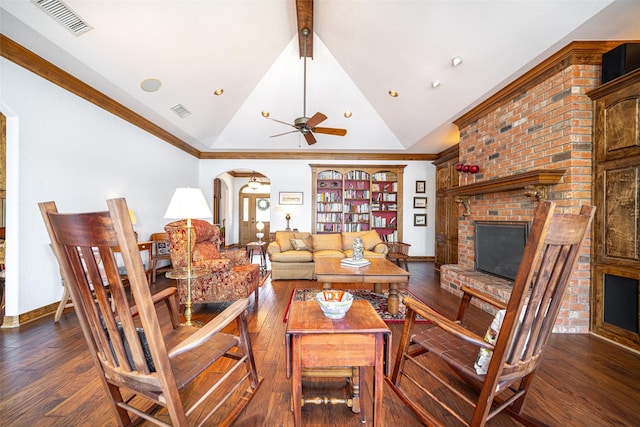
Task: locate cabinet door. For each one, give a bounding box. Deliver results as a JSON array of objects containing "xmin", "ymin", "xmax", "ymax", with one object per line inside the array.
[{"xmin": 590, "ymin": 76, "xmax": 640, "ymax": 351}]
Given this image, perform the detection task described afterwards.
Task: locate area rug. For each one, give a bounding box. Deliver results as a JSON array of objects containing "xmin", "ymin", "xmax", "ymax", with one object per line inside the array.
[
  {"xmin": 258, "ymin": 270, "xmax": 271, "ymax": 287},
  {"xmin": 283, "ymin": 288, "xmax": 429, "ymax": 324}
]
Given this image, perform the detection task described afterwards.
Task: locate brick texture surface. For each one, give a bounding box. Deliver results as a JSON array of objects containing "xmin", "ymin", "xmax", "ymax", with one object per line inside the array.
[{"xmin": 446, "ymin": 64, "xmax": 598, "ymax": 333}]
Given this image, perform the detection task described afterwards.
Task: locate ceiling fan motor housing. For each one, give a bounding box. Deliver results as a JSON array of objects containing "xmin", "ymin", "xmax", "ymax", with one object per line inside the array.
[{"xmin": 294, "ymin": 116, "xmax": 310, "ymax": 133}]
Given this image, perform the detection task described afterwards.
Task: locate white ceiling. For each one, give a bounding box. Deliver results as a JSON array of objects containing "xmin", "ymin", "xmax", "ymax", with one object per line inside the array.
[{"xmin": 2, "ymin": 0, "xmax": 640, "ymax": 154}]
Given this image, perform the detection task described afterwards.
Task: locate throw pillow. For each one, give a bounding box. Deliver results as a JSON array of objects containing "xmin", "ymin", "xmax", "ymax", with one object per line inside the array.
[
  {"xmin": 276, "ymin": 232, "xmax": 295, "ymax": 252},
  {"xmin": 360, "ymin": 230, "xmax": 383, "ymax": 250},
  {"xmin": 474, "ymin": 309, "xmax": 505, "ymax": 375},
  {"xmin": 291, "ymin": 238, "xmax": 310, "ymax": 251},
  {"xmin": 312, "ymin": 233, "xmax": 342, "ymax": 251}
]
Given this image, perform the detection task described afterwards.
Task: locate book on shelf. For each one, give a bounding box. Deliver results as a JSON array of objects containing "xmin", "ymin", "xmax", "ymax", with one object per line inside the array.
[{"xmin": 340, "ymin": 258, "xmax": 371, "ymax": 267}]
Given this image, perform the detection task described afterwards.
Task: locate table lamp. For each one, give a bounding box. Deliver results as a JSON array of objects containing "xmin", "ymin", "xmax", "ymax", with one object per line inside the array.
[
  {"xmin": 256, "ymin": 221, "xmax": 265, "ymax": 244},
  {"xmin": 164, "ymin": 187, "xmax": 212, "ymax": 326},
  {"xmin": 128, "ymin": 209, "xmax": 138, "ymax": 241}
]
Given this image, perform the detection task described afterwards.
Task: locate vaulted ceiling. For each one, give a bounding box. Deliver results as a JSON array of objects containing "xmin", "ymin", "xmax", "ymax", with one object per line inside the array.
[{"xmin": 2, "ymin": 1, "xmax": 640, "ymax": 155}]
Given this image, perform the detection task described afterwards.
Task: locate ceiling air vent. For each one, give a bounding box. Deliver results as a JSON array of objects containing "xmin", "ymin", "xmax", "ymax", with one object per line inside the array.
[
  {"xmin": 32, "ymin": 0, "xmax": 93, "ymax": 36},
  {"xmin": 170, "ymin": 104, "xmax": 192, "ymax": 118}
]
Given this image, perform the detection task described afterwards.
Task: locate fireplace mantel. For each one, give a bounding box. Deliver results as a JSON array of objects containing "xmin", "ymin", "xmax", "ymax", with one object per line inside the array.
[{"xmin": 448, "ymin": 169, "xmax": 566, "ymax": 216}]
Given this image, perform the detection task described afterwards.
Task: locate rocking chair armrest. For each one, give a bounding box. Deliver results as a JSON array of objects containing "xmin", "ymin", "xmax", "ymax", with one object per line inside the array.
[
  {"xmin": 404, "ymin": 297, "xmax": 494, "ymax": 349},
  {"xmin": 129, "ymin": 287, "xmax": 178, "ymax": 317},
  {"xmin": 168, "ymin": 298, "xmax": 249, "ymax": 358},
  {"xmin": 460, "ymin": 286, "xmax": 507, "ymax": 310},
  {"xmin": 456, "ymin": 285, "xmax": 507, "ymax": 322}
]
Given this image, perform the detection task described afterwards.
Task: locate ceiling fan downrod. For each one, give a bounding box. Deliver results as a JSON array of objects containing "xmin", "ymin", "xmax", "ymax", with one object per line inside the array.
[{"xmin": 302, "ymin": 28, "xmax": 310, "ymax": 119}]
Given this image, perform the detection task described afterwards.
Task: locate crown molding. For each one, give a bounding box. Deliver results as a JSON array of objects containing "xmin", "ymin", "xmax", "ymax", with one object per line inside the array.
[
  {"xmin": 453, "ymin": 40, "xmax": 633, "ymax": 129},
  {"xmin": 198, "ymin": 151, "xmax": 436, "ymax": 160}
]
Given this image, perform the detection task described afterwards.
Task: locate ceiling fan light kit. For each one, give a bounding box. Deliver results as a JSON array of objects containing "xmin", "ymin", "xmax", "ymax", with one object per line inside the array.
[{"xmin": 265, "ymin": 27, "xmax": 347, "ymax": 145}]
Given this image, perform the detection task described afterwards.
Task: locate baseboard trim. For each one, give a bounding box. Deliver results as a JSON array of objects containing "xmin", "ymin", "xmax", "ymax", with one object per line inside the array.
[{"xmin": 1, "ymin": 300, "xmax": 58, "ymax": 328}]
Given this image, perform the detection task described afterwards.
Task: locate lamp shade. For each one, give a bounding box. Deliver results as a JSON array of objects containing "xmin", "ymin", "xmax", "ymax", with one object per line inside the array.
[
  {"xmin": 164, "ymin": 188, "xmax": 213, "ymax": 219},
  {"xmin": 128, "ymin": 209, "xmax": 138, "ymax": 225}
]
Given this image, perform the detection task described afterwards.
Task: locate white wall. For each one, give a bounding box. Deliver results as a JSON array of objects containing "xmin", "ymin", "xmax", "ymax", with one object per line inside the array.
[
  {"xmin": 1, "ymin": 58, "xmax": 199, "ymax": 318},
  {"xmin": 198, "ymin": 159, "xmax": 436, "ymax": 257}
]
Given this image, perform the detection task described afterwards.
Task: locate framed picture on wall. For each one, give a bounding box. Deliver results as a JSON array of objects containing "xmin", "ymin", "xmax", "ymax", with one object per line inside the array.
[
  {"xmin": 416, "ymin": 180, "xmax": 426, "ymax": 193},
  {"xmin": 414, "ymin": 214, "xmax": 427, "ymax": 226},
  {"xmin": 279, "ymin": 192, "xmax": 303, "ymax": 205},
  {"xmin": 413, "ymin": 197, "xmax": 427, "ymax": 208}
]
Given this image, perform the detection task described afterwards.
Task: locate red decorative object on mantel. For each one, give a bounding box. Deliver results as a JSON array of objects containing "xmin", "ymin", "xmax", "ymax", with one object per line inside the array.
[{"xmin": 455, "ymin": 164, "xmax": 480, "ymax": 174}]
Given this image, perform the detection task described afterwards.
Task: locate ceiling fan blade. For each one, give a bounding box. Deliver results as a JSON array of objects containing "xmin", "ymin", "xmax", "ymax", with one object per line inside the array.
[
  {"xmin": 304, "ymin": 132, "xmax": 317, "ymax": 145},
  {"xmin": 270, "ymin": 130, "xmax": 299, "ymax": 138},
  {"xmin": 306, "ymin": 112, "xmax": 327, "ymax": 128},
  {"xmin": 266, "ymin": 117, "xmax": 296, "ymax": 128},
  {"xmin": 313, "ymin": 127, "xmax": 347, "ymax": 136}
]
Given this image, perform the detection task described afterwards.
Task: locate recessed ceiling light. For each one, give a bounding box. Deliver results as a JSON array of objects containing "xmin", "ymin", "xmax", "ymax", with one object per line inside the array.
[
  {"xmin": 452, "ymin": 56, "xmax": 463, "ymax": 67},
  {"xmin": 140, "ymin": 78, "xmax": 162, "ymax": 92},
  {"xmin": 344, "ymin": 111, "xmax": 352, "ymax": 118},
  {"xmin": 261, "ymin": 111, "xmax": 270, "ymax": 118},
  {"xmin": 431, "ymin": 80, "xmax": 441, "ymax": 88},
  {"xmin": 388, "ymin": 90, "xmax": 398, "ymax": 97},
  {"xmin": 214, "ymin": 88, "xmax": 224, "ymax": 95}
]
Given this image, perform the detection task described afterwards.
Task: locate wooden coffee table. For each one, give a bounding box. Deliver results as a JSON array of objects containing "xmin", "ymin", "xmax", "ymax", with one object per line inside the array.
[
  {"xmin": 286, "ymin": 300, "xmax": 391, "ymax": 426},
  {"xmin": 315, "ymin": 257, "xmax": 410, "ymax": 315}
]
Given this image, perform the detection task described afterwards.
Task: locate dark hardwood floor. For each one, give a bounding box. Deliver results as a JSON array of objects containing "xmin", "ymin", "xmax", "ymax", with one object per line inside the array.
[{"xmin": 1, "ymin": 262, "xmax": 639, "ymax": 426}]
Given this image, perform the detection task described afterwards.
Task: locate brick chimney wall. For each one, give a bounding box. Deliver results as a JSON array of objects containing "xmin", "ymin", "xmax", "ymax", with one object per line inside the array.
[{"xmin": 442, "ymin": 63, "xmax": 599, "ymax": 333}]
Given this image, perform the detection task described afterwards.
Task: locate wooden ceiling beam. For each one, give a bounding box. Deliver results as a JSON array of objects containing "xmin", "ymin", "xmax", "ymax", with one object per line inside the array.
[{"xmin": 296, "ymin": 0, "xmax": 313, "ymax": 58}]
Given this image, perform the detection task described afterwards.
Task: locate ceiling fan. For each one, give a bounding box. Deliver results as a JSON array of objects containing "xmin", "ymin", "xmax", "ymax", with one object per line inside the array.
[{"xmin": 266, "ymin": 28, "xmax": 347, "ymax": 145}]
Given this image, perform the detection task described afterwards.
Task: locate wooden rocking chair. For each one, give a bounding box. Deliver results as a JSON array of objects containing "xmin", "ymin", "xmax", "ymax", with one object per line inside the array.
[
  {"xmin": 387, "ymin": 201, "xmax": 595, "ymax": 426},
  {"xmin": 40, "ymin": 198, "xmax": 262, "ymax": 426}
]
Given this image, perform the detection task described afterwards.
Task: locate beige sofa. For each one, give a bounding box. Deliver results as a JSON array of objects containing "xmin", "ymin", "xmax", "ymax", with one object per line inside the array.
[{"xmin": 267, "ymin": 230, "xmax": 389, "ymax": 280}]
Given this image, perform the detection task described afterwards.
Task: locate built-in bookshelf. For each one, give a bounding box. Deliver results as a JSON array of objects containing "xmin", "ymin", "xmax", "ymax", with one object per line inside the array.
[
  {"xmin": 371, "ymin": 171, "xmax": 399, "ymax": 241},
  {"xmin": 315, "ymin": 169, "xmax": 344, "ymax": 233},
  {"xmin": 311, "ymin": 164, "xmax": 405, "ymax": 239},
  {"xmin": 344, "ymin": 170, "xmax": 370, "ymax": 232}
]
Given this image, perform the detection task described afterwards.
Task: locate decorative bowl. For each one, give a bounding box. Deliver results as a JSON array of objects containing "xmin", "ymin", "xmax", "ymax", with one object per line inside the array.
[{"xmin": 315, "ymin": 290, "xmax": 354, "ymax": 319}]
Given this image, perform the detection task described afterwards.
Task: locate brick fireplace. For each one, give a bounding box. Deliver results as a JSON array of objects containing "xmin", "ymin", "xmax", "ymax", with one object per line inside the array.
[{"xmin": 438, "ymin": 41, "xmax": 612, "ymax": 333}]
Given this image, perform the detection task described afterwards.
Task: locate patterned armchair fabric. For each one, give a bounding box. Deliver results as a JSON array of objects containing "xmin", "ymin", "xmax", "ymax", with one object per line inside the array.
[{"xmin": 164, "ymin": 219, "xmax": 260, "ymax": 304}]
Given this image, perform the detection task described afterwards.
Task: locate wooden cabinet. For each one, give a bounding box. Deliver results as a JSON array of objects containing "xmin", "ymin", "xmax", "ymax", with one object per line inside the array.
[
  {"xmin": 311, "ymin": 165, "xmax": 405, "ymax": 240},
  {"xmin": 588, "ymin": 69, "xmax": 640, "ymax": 351},
  {"xmin": 433, "ymin": 145, "xmax": 459, "ymax": 272}
]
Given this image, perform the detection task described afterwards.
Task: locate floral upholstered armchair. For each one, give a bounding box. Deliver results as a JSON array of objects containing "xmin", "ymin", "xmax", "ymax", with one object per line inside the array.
[{"xmin": 164, "ymin": 219, "xmax": 260, "ymax": 305}]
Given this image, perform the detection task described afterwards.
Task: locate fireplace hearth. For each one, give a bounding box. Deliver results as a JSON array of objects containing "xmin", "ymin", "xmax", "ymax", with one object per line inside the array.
[{"xmin": 474, "ymin": 221, "xmax": 529, "ymax": 281}]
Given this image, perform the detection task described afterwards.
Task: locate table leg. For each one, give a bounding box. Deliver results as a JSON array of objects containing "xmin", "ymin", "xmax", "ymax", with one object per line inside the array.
[
  {"xmin": 260, "ymin": 246, "xmax": 267, "ymax": 269},
  {"xmin": 358, "ymin": 366, "xmax": 366, "ymax": 423},
  {"xmin": 322, "ymin": 281, "xmax": 332, "ymax": 290},
  {"xmin": 349, "ymin": 366, "xmax": 361, "ymax": 414},
  {"xmin": 387, "ymin": 283, "xmax": 399, "ymax": 315},
  {"xmin": 291, "ymin": 337, "xmax": 302, "ymax": 426},
  {"xmin": 373, "ymin": 334, "xmax": 385, "ymax": 426},
  {"xmin": 374, "ymin": 282, "xmax": 382, "ymax": 294}
]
